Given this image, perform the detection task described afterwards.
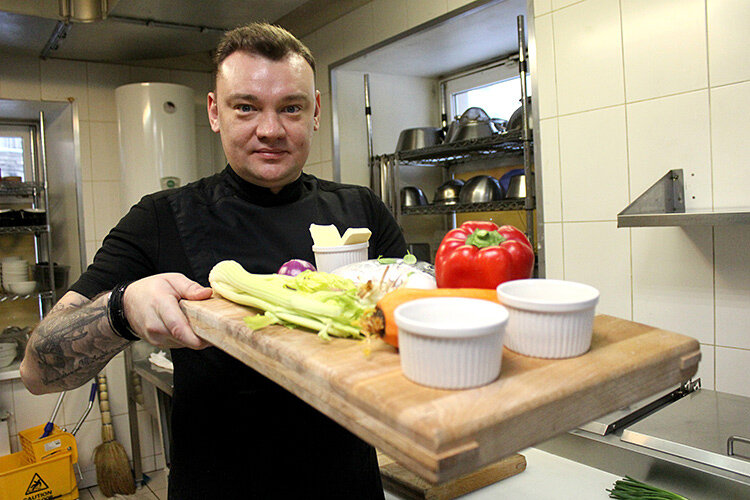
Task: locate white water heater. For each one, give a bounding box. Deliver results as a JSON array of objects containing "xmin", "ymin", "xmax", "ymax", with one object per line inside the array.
[{"xmin": 115, "ymin": 82, "xmax": 198, "ymax": 212}]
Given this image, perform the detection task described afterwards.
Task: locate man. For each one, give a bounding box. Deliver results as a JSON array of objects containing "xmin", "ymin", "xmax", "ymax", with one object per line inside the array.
[{"xmin": 21, "ymin": 23, "xmax": 406, "ymax": 498}]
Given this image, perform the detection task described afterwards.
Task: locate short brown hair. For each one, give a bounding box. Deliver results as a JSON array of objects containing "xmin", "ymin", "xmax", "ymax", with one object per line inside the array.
[{"xmin": 213, "ymin": 23, "xmax": 315, "ymax": 79}]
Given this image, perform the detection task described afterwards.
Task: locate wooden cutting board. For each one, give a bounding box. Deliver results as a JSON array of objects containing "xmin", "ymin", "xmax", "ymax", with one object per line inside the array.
[
  {"xmin": 181, "ymin": 297, "xmax": 700, "ymax": 483},
  {"xmin": 378, "ymin": 452, "xmax": 526, "ymax": 499}
]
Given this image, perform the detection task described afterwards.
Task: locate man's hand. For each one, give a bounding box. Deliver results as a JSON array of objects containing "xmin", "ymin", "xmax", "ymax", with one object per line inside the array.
[{"xmin": 123, "ymin": 273, "xmax": 213, "ymax": 349}]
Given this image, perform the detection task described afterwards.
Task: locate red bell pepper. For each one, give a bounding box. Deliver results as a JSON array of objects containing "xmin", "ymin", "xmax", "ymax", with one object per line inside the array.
[{"xmin": 435, "ymin": 221, "xmax": 534, "ymax": 289}]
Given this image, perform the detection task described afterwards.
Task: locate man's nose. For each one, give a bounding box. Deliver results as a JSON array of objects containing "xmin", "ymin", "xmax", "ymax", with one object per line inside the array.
[{"xmin": 256, "ymin": 111, "xmax": 285, "ymax": 140}]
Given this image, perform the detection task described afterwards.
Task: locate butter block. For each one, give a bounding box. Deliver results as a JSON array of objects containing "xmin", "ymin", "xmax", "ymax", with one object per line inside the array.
[
  {"xmin": 341, "ymin": 227, "xmax": 372, "ymax": 245},
  {"xmin": 310, "ymin": 224, "xmax": 342, "ymax": 246}
]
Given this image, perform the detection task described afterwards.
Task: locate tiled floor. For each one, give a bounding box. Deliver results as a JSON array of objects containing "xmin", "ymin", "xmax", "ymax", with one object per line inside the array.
[{"xmin": 79, "ymin": 469, "xmax": 167, "ymax": 499}]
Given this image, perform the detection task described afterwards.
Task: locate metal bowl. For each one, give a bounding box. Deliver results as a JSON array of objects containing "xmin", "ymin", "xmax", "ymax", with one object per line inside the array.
[
  {"xmin": 433, "ymin": 179, "xmax": 464, "ymax": 205},
  {"xmin": 507, "ymin": 97, "xmax": 533, "ymax": 132},
  {"xmin": 446, "ymin": 121, "xmax": 495, "ymax": 142},
  {"xmin": 401, "ymin": 186, "xmax": 429, "ymax": 208},
  {"xmin": 446, "ymin": 107, "xmax": 496, "ymax": 143},
  {"xmin": 459, "ymin": 175, "xmax": 504, "ymax": 204},
  {"xmin": 505, "ymin": 174, "xmax": 526, "ymax": 199},
  {"xmin": 396, "ymin": 127, "xmax": 444, "ymax": 152}
]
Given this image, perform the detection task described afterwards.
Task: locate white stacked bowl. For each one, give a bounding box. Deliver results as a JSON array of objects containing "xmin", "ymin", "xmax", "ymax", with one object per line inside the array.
[
  {"xmin": 2, "ymin": 258, "xmax": 30, "ymax": 293},
  {"xmin": 394, "ymin": 297, "xmax": 509, "ymax": 389},
  {"xmin": 497, "ymin": 279, "xmax": 600, "ymax": 359},
  {"xmin": 0, "ymin": 342, "xmax": 18, "ymax": 368}
]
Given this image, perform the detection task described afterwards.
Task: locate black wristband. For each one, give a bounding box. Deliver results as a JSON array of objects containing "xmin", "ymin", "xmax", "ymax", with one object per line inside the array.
[{"xmin": 107, "ymin": 282, "xmax": 140, "ymax": 341}]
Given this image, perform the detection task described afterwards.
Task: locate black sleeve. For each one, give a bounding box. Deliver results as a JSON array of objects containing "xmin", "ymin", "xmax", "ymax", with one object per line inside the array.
[
  {"xmin": 366, "ymin": 189, "xmax": 407, "ymax": 258},
  {"xmin": 70, "ymin": 196, "xmax": 160, "ymax": 299}
]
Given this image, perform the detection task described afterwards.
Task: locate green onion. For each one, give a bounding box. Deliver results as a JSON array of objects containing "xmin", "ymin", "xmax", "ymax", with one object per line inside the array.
[
  {"xmin": 402, "ymin": 251, "xmax": 417, "ymax": 265},
  {"xmin": 209, "ymin": 260, "xmax": 373, "ymax": 340},
  {"xmin": 607, "ymin": 476, "xmax": 689, "ymax": 500},
  {"xmin": 377, "ymin": 255, "xmax": 397, "ymax": 264}
]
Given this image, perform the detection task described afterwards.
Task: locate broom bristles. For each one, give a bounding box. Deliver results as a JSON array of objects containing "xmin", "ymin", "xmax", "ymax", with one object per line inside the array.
[{"xmin": 94, "ymin": 439, "xmax": 136, "ymax": 496}]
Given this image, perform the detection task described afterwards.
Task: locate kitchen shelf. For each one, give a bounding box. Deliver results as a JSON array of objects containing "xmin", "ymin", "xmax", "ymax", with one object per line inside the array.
[
  {"xmin": 372, "ymin": 16, "xmax": 536, "ymax": 255},
  {"xmin": 402, "ymin": 198, "xmax": 526, "ymax": 215},
  {"xmin": 0, "ymin": 182, "xmax": 40, "ymax": 197},
  {"xmin": 618, "ymin": 169, "xmax": 750, "ymax": 227},
  {"xmin": 0, "ymin": 361, "xmax": 21, "ymax": 381},
  {"xmin": 395, "ymin": 130, "xmax": 529, "ymax": 167},
  {"xmin": 0, "ymin": 225, "xmax": 49, "ymax": 234},
  {"xmin": 0, "ymin": 291, "xmax": 55, "ymax": 303},
  {"xmin": 0, "ymin": 111, "xmax": 58, "ymax": 318}
]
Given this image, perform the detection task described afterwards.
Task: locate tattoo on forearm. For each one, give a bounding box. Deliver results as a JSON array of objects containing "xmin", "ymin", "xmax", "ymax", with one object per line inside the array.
[{"xmin": 30, "ymin": 293, "xmax": 129, "ymax": 389}]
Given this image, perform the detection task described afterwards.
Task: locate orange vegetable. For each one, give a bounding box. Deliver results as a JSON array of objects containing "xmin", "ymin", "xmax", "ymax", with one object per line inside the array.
[{"xmin": 367, "ymin": 287, "xmax": 500, "ymax": 348}]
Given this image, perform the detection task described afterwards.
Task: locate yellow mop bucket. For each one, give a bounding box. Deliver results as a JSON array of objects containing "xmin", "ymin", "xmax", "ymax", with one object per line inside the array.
[
  {"xmin": 0, "ymin": 424, "xmax": 79, "ymax": 500},
  {"xmin": 0, "ymin": 382, "xmax": 97, "ymax": 500}
]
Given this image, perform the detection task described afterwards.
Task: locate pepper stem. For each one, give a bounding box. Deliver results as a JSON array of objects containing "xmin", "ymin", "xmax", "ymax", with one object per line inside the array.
[{"xmin": 465, "ymin": 229, "xmax": 506, "ymax": 248}]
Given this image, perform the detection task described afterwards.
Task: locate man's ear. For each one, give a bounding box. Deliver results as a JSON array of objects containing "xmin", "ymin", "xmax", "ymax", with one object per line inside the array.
[
  {"xmin": 313, "ymin": 90, "xmax": 321, "ymax": 131},
  {"xmin": 207, "ymin": 92, "xmax": 220, "ymax": 133}
]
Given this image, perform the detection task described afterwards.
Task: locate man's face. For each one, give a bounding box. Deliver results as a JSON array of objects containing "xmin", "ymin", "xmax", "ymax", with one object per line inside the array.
[{"xmin": 208, "ymin": 51, "xmax": 320, "ymax": 192}]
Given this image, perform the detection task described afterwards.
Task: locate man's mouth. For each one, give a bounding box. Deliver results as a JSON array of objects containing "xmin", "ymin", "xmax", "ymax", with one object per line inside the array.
[{"xmin": 254, "ymin": 148, "xmax": 287, "ymax": 160}]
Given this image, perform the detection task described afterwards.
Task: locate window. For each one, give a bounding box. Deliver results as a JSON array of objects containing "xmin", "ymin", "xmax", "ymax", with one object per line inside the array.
[
  {"xmin": 442, "ymin": 58, "xmax": 531, "ymax": 123},
  {"xmin": 0, "ymin": 125, "xmax": 34, "ymax": 181}
]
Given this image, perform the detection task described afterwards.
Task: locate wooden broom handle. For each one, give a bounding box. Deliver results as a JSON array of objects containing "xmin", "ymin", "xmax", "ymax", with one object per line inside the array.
[{"xmin": 97, "ymin": 373, "xmax": 112, "ymax": 426}]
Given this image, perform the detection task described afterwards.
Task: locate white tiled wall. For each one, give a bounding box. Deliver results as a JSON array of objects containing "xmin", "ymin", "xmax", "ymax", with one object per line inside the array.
[{"xmin": 535, "ymin": 0, "xmax": 750, "ymax": 396}]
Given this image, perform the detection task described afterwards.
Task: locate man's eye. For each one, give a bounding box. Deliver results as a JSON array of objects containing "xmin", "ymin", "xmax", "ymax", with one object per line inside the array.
[
  {"xmin": 283, "ymin": 105, "xmax": 301, "ymax": 113},
  {"xmin": 238, "ymin": 104, "xmax": 253, "ymax": 112}
]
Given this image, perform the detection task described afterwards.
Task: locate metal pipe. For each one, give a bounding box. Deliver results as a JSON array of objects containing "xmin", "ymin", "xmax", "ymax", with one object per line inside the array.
[
  {"xmin": 439, "ymin": 81, "xmax": 448, "ymax": 134},
  {"xmin": 517, "ymin": 15, "xmax": 535, "ymax": 254},
  {"xmin": 364, "ymin": 74, "xmax": 374, "ymax": 162},
  {"xmin": 38, "ymin": 111, "xmax": 56, "ymax": 307}
]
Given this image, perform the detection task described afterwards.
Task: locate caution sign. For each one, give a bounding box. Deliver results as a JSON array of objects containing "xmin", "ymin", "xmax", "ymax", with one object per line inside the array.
[{"xmin": 25, "ymin": 473, "xmax": 50, "ymax": 494}]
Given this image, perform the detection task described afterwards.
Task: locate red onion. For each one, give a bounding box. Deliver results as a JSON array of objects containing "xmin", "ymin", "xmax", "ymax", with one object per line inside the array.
[{"xmin": 277, "ymin": 259, "xmax": 316, "ymax": 276}]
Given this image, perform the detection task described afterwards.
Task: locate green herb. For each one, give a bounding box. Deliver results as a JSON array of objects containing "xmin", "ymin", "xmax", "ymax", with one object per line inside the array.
[
  {"xmin": 402, "ymin": 251, "xmax": 417, "ymax": 265},
  {"xmin": 209, "ymin": 260, "xmax": 373, "ymax": 340},
  {"xmin": 607, "ymin": 476, "xmax": 689, "ymax": 500},
  {"xmin": 377, "ymin": 255, "xmax": 397, "ymax": 264}
]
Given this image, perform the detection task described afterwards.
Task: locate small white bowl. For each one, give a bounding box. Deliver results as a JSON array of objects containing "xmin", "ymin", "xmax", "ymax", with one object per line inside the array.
[
  {"xmin": 312, "ymin": 242, "xmax": 368, "ymax": 273},
  {"xmin": 497, "ymin": 279, "xmax": 599, "ymax": 358},
  {"xmin": 0, "ymin": 342, "xmax": 17, "ymax": 353},
  {"xmin": 8, "ymin": 280, "xmax": 37, "ymax": 295},
  {"xmin": 394, "ymin": 297, "xmax": 509, "ymax": 389},
  {"xmin": 0, "ymin": 352, "xmax": 16, "ymax": 368}
]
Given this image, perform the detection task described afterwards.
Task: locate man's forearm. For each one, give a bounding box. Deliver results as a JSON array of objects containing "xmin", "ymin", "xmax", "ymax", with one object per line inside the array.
[{"xmin": 21, "ymin": 291, "xmax": 131, "ymax": 394}]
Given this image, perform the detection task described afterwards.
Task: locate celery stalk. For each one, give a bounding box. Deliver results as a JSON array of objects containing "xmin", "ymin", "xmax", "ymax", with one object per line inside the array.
[{"xmin": 209, "ymin": 260, "xmax": 373, "ymax": 340}]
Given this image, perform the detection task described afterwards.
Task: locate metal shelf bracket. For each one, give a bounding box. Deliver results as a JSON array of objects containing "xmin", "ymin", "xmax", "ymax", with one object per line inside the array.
[
  {"xmin": 619, "ymin": 169, "xmax": 685, "ymax": 219},
  {"xmin": 618, "ymin": 169, "xmax": 750, "ymax": 227}
]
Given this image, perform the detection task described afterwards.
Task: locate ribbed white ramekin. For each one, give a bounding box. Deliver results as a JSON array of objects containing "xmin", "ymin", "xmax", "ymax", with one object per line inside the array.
[
  {"xmin": 394, "ymin": 297, "xmax": 509, "ymax": 389},
  {"xmin": 497, "ymin": 279, "xmax": 600, "ymax": 359},
  {"xmin": 312, "ymin": 242, "xmax": 368, "ymax": 273}
]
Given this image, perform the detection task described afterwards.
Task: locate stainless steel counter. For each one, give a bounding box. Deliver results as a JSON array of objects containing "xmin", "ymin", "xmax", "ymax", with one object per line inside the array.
[
  {"xmin": 537, "ymin": 388, "xmax": 750, "ymax": 500},
  {"xmin": 132, "ymin": 358, "xmax": 174, "ymax": 396},
  {"xmin": 621, "ymin": 389, "xmax": 750, "ymax": 477}
]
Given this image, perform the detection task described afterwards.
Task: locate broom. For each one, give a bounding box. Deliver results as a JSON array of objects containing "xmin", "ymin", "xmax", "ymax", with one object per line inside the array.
[{"xmin": 94, "ymin": 372, "xmax": 136, "ymax": 496}]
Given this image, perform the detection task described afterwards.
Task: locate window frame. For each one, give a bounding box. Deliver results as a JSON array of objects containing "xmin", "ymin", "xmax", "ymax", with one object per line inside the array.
[
  {"xmin": 0, "ymin": 123, "xmax": 36, "ymax": 182},
  {"xmin": 440, "ymin": 55, "xmax": 529, "ymax": 123}
]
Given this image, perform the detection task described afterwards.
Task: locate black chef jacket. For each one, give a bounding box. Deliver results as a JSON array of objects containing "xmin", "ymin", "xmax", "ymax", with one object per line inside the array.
[{"xmin": 71, "ymin": 166, "xmax": 407, "ymax": 498}]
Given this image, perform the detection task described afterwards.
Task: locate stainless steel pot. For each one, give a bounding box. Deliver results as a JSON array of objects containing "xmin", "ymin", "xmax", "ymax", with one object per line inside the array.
[
  {"xmin": 459, "ymin": 176, "xmax": 504, "ymax": 204},
  {"xmin": 400, "ymin": 186, "xmax": 429, "ymax": 208},
  {"xmin": 446, "ymin": 107, "xmax": 496, "ymax": 143},
  {"xmin": 433, "ymin": 179, "xmax": 464, "ymax": 205},
  {"xmin": 505, "ymin": 174, "xmax": 526, "ymax": 199},
  {"xmin": 507, "ymin": 97, "xmax": 533, "ymax": 132},
  {"xmin": 396, "ymin": 127, "xmax": 444, "ymax": 152}
]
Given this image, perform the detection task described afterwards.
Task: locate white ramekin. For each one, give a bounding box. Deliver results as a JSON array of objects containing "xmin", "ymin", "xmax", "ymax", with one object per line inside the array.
[
  {"xmin": 394, "ymin": 297, "xmax": 509, "ymax": 389},
  {"xmin": 497, "ymin": 279, "xmax": 600, "ymax": 359},
  {"xmin": 312, "ymin": 242, "xmax": 369, "ymax": 273}
]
